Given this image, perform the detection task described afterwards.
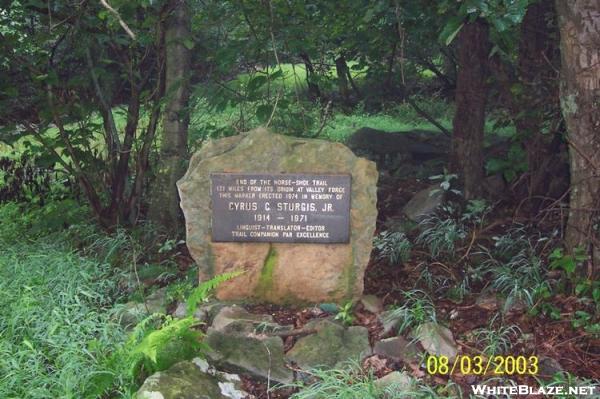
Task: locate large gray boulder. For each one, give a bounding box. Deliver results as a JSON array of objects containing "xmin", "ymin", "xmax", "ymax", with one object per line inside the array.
[
  {"xmin": 136, "ymin": 359, "xmax": 247, "ymax": 399},
  {"xmin": 286, "ymin": 319, "xmax": 371, "ymax": 370},
  {"xmin": 177, "ymin": 128, "xmax": 378, "ymax": 304}
]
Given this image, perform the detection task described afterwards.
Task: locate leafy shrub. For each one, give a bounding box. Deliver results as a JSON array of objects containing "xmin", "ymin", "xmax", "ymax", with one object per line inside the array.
[
  {"xmin": 471, "ymin": 315, "xmax": 521, "ymax": 356},
  {"xmin": 476, "ymin": 228, "xmax": 550, "ymax": 311},
  {"xmin": 0, "ymin": 238, "xmax": 131, "ymax": 398},
  {"xmin": 382, "ymin": 289, "xmax": 437, "ymax": 335},
  {"xmin": 284, "ymin": 360, "xmax": 408, "ymax": 399},
  {"xmin": 416, "ymin": 206, "xmax": 467, "ymax": 259},
  {"xmin": 373, "ymin": 230, "xmax": 412, "ymax": 265}
]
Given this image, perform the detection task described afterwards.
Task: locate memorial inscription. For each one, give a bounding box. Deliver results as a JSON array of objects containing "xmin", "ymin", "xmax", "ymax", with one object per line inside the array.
[{"xmin": 210, "ymin": 173, "xmax": 351, "ymax": 243}]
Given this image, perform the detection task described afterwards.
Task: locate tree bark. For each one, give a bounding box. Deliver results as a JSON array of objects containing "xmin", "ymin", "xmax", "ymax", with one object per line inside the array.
[
  {"xmin": 148, "ymin": 0, "xmax": 191, "ymax": 233},
  {"xmin": 556, "ymin": 0, "xmax": 600, "ymax": 268},
  {"xmin": 518, "ymin": 2, "xmax": 562, "ymax": 202},
  {"xmin": 335, "ymin": 55, "xmax": 350, "ymax": 103},
  {"xmin": 450, "ymin": 20, "xmax": 490, "ymax": 200}
]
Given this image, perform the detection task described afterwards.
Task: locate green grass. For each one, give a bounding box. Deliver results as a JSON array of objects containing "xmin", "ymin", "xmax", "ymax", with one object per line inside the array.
[{"xmin": 0, "ymin": 204, "xmax": 134, "ymax": 398}]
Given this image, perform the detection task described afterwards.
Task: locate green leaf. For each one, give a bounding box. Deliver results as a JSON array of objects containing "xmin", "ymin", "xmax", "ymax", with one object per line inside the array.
[
  {"xmin": 439, "ymin": 17, "xmax": 464, "ymax": 46},
  {"xmin": 255, "ymin": 104, "xmax": 273, "ymax": 123},
  {"xmin": 183, "ymin": 38, "xmax": 194, "ymax": 50}
]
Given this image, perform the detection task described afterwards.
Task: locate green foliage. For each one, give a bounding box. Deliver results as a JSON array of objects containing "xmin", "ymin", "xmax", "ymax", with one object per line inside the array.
[
  {"xmin": 373, "ymin": 230, "xmax": 412, "ymax": 265},
  {"xmin": 485, "ymin": 142, "xmax": 528, "ymax": 182},
  {"xmin": 186, "ymin": 270, "xmax": 245, "ymax": 316},
  {"xmin": 471, "ymin": 314, "xmax": 521, "ymax": 356},
  {"xmin": 334, "ymin": 301, "xmax": 355, "ymax": 326},
  {"xmin": 429, "ymin": 170, "xmax": 461, "ymax": 196},
  {"xmin": 416, "ymin": 205, "xmax": 467, "ymax": 259},
  {"xmin": 540, "ymin": 371, "xmax": 599, "ymax": 397},
  {"xmin": 284, "ymin": 360, "xmax": 406, "ymax": 399},
  {"xmin": 124, "ymin": 315, "xmax": 207, "ymax": 381},
  {"xmin": 382, "ymin": 289, "xmax": 437, "ymax": 335},
  {"xmin": 0, "ymin": 228, "xmax": 132, "ymax": 398},
  {"xmin": 548, "ymin": 247, "xmax": 587, "ymax": 277}
]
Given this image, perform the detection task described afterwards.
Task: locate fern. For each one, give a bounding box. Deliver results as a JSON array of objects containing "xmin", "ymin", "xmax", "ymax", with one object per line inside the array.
[{"xmin": 186, "ymin": 270, "xmax": 245, "ymax": 316}]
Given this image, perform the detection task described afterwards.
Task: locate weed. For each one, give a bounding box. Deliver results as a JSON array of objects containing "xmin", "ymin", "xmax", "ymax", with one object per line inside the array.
[
  {"xmin": 472, "ymin": 314, "xmax": 521, "ymax": 356},
  {"xmin": 0, "ymin": 236, "xmax": 132, "ymax": 398},
  {"xmin": 416, "ymin": 206, "xmax": 467, "ymax": 259},
  {"xmin": 283, "ymin": 360, "xmax": 406, "ymax": 399},
  {"xmin": 334, "ymin": 301, "xmax": 355, "ymax": 326},
  {"xmin": 382, "ymin": 289, "xmax": 437, "ymax": 335},
  {"xmin": 373, "ymin": 230, "xmax": 412, "ymax": 265},
  {"xmin": 476, "ymin": 228, "xmax": 550, "ymax": 312}
]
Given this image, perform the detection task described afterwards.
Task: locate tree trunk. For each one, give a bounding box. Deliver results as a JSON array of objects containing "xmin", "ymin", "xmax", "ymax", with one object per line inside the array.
[
  {"xmin": 148, "ymin": 0, "xmax": 191, "ymax": 233},
  {"xmin": 556, "ymin": 0, "xmax": 600, "ymax": 268},
  {"xmin": 300, "ymin": 53, "xmax": 321, "ymax": 100},
  {"xmin": 517, "ymin": 1, "xmax": 562, "ymax": 202},
  {"xmin": 335, "ymin": 55, "xmax": 350, "ymax": 103},
  {"xmin": 450, "ymin": 20, "xmax": 490, "ymax": 200}
]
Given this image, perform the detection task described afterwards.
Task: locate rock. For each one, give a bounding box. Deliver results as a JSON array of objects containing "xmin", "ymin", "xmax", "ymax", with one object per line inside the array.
[
  {"xmin": 177, "ymin": 128, "xmax": 378, "ymax": 304},
  {"xmin": 210, "ymin": 305, "xmax": 274, "ymax": 332},
  {"xmin": 537, "ymin": 356, "xmax": 563, "ymax": 378},
  {"xmin": 402, "ymin": 185, "xmax": 444, "ymax": 222},
  {"xmin": 136, "ymin": 359, "xmax": 247, "ymax": 399},
  {"xmin": 373, "ymin": 336, "xmax": 420, "ymax": 363},
  {"xmin": 286, "ymin": 319, "xmax": 371, "ymax": 370},
  {"xmin": 172, "ymin": 300, "xmax": 228, "ymax": 323},
  {"xmin": 205, "ymin": 305, "xmax": 293, "ymax": 383},
  {"xmin": 360, "ymin": 294, "xmax": 384, "ymax": 314},
  {"xmin": 378, "ymin": 309, "xmax": 401, "ymax": 336},
  {"xmin": 346, "ymin": 128, "xmax": 448, "ymax": 158},
  {"xmin": 118, "ymin": 288, "xmax": 168, "ymax": 329},
  {"xmin": 475, "ymin": 292, "xmax": 500, "ymax": 311},
  {"xmin": 205, "ymin": 317, "xmax": 293, "ymax": 383},
  {"xmin": 374, "ymin": 371, "xmax": 413, "ymax": 394},
  {"xmin": 413, "ymin": 322, "xmax": 458, "ymax": 360}
]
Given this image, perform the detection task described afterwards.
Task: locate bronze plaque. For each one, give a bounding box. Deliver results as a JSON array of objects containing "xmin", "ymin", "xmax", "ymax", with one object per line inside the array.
[{"xmin": 210, "ymin": 173, "xmax": 351, "ymax": 243}]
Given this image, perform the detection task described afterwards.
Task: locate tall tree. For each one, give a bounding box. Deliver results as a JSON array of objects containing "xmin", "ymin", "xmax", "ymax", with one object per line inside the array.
[
  {"xmin": 149, "ymin": 0, "xmax": 192, "ymax": 232},
  {"xmin": 450, "ymin": 19, "xmax": 490, "ymax": 200},
  {"xmin": 556, "ymin": 0, "xmax": 600, "ymax": 267}
]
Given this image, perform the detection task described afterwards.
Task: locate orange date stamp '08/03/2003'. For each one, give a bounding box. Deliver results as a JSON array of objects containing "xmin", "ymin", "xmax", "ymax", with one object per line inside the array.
[{"xmin": 426, "ymin": 355, "xmax": 539, "ymax": 376}]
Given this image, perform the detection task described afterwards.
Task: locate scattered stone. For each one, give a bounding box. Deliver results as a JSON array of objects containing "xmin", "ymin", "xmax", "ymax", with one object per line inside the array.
[
  {"xmin": 373, "ymin": 336, "xmax": 420, "ymax": 363},
  {"xmin": 205, "ymin": 320, "xmax": 293, "ymax": 384},
  {"xmin": 172, "ymin": 300, "xmax": 228, "ymax": 322},
  {"xmin": 374, "ymin": 371, "xmax": 413, "ymax": 394},
  {"xmin": 286, "ymin": 319, "xmax": 371, "ymax": 370},
  {"xmin": 177, "ymin": 128, "xmax": 378, "ymax": 304},
  {"xmin": 210, "ymin": 305, "xmax": 275, "ymax": 332},
  {"xmin": 136, "ymin": 359, "xmax": 247, "ymax": 399},
  {"xmin": 360, "ymin": 294, "xmax": 384, "ymax": 314},
  {"xmin": 402, "ymin": 185, "xmax": 444, "ymax": 222},
  {"xmin": 378, "ymin": 309, "xmax": 401, "ymax": 336},
  {"xmin": 117, "ymin": 287, "xmax": 168, "ymax": 329},
  {"xmin": 475, "ymin": 292, "xmax": 500, "ymax": 311},
  {"xmin": 537, "ymin": 357, "xmax": 563, "ymax": 378},
  {"xmin": 413, "ymin": 322, "xmax": 458, "ymax": 360}
]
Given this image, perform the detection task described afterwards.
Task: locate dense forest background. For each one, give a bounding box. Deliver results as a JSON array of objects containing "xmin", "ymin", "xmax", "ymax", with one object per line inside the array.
[{"xmin": 0, "ymin": 0, "xmax": 599, "ymax": 398}]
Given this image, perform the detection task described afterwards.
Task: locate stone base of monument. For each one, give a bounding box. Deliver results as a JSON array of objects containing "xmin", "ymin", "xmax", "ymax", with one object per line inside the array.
[{"xmin": 177, "ymin": 128, "xmax": 378, "ymax": 305}]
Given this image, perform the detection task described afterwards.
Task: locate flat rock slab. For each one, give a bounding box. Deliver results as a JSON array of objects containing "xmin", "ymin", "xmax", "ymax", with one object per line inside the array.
[
  {"xmin": 402, "ymin": 185, "xmax": 444, "ymax": 222},
  {"xmin": 136, "ymin": 359, "xmax": 247, "ymax": 399},
  {"xmin": 413, "ymin": 322, "xmax": 458, "ymax": 360},
  {"xmin": 286, "ymin": 319, "xmax": 371, "ymax": 370},
  {"xmin": 205, "ymin": 321, "xmax": 293, "ymax": 384},
  {"xmin": 177, "ymin": 128, "xmax": 378, "ymax": 304},
  {"xmin": 373, "ymin": 336, "xmax": 420, "ymax": 363}
]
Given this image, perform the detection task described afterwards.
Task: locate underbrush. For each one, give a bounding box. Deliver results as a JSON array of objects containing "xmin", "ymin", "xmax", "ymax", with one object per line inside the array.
[{"xmin": 0, "ymin": 236, "xmax": 133, "ymax": 398}]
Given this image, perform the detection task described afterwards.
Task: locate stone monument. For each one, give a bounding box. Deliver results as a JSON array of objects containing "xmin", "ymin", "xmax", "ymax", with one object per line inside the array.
[{"xmin": 177, "ymin": 128, "xmax": 377, "ymax": 304}]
